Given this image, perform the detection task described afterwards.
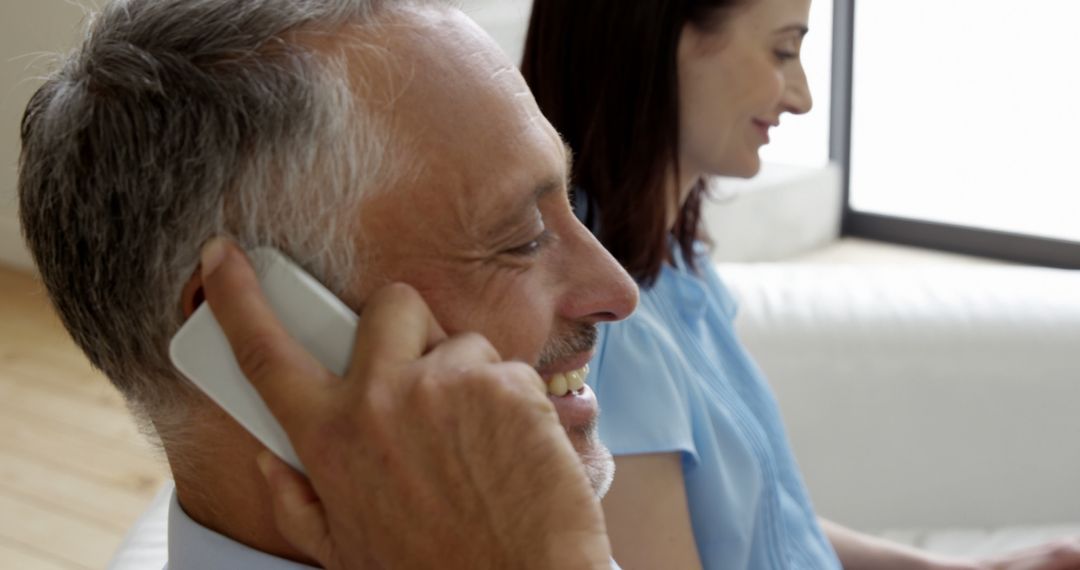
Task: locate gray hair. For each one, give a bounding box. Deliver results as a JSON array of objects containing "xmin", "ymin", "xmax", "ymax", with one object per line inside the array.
[{"xmin": 18, "ymin": 0, "xmax": 426, "ymax": 441}]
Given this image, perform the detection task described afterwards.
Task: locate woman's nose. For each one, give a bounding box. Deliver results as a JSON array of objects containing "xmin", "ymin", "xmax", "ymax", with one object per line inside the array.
[{"xmin": 784, "ymin": 67, "xmax": 813, "ymax": 115}]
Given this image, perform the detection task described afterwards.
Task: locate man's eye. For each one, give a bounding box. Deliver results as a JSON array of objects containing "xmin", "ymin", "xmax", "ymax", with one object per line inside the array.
[{"xmin": 504, "ymin": 230, "xmax": 551, "ymax": 257}]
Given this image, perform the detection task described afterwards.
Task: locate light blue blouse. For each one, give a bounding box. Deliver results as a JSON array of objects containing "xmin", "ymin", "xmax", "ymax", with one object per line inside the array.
[{"xmin": 589, "ymin": 245, "xmax": 840, "ymax": 570}]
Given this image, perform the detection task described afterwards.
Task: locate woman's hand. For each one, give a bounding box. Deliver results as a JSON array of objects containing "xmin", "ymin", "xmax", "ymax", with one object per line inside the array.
[
  {"xmin": 964, "ymin": 536, "xmax": 1080, "ymax": 570},
  {"xmin": 823, "ymin": 518, "xmax": 1080, "ymax": 570}
]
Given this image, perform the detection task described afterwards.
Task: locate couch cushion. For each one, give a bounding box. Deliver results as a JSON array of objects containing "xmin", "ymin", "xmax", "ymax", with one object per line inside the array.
[
  {"xmin": 881, "ymin": 525, "xmax": 1080, "ymax": 559},
  {"xmin": 718, "ymin": 263, "xmax": 1080, "ymax": 529}
]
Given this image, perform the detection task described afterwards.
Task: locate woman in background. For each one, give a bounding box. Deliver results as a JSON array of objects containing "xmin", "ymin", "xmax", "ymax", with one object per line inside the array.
[{"xmin": 521, "ymin": 1, "xmax": 1080, "ymax": 569}]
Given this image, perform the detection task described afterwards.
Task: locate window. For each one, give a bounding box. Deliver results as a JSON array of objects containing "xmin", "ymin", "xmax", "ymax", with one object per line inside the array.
[{"xmin": 837, "ymin": 0, "xmax": 1080, "ymax": 267}]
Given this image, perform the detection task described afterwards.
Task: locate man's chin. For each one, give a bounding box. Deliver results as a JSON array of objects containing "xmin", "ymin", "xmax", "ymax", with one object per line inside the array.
[{"xmin": 569, "ymin": 427, "xmax": 615, "ymax": 498}]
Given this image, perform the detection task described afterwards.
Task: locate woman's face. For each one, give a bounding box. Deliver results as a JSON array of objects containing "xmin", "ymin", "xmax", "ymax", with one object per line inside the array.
[{"xmin": 677, "ymin": 0, "xmax": 814, "ymax": 180}]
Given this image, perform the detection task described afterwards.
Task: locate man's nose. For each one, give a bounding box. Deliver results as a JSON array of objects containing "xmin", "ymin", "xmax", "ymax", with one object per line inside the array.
[{"xmin": 560, "ymin": 226, "xmax": 639, "ymax": 324}]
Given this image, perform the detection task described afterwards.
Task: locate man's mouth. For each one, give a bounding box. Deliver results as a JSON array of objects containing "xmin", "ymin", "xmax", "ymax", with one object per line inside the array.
[
  {"xmin": 543, "ymin": 366, "xmax": 599, "ymax": 433},
  {"xmin": 537, "ymin": 351, "xmax": 599, "ymax": 431},
  {"xmin": 545, "ymin": 364, "xmax": 589, "ymax": 397},
  {"xmin": 535, "ymin": 330, "xmax": 600, "ymax": 429}
]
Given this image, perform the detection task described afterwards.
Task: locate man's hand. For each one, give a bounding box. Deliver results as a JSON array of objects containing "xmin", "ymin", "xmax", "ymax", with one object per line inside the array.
[{"xmin": 199, "ymin": 238, "xmax": 612, "ymax": 570}]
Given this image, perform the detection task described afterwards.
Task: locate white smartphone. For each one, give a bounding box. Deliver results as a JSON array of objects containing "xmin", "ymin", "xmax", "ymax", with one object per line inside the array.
[{"xmin": 169, "ymin": 247, "xmax": 358, "ymax": 473}]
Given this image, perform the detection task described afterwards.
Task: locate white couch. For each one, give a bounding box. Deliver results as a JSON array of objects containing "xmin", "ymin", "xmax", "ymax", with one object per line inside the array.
[
  {"xmin": 704, "ymin": 161, "xmax": 1080, "ymax": 556},
  {"xmin": 720, "ymin": 263, "xmax": 1080, "ymax": 555}
]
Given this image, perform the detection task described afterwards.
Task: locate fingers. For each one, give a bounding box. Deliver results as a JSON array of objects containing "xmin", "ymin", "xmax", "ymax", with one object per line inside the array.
[
  {"xmin": 486, "ymin": 360, "xmax": 550, "ymax": 402},
  {"xmin": 422, "ymin": 338, "xmax": 549, "ymax": 405},
  {"xmin": 256, "ymin": 451, "xmax": 334, "ymax": 564},
  {"xmin": 349, "ymin": 282, "xmax": 448, "ymax": 380},
  {"xmin": 424, "ymin": 332, "xmax": 502, "ymax": 369},
  {"xmin": 199, "ymin": 238, "xmax": 328, "ymax": 432}
]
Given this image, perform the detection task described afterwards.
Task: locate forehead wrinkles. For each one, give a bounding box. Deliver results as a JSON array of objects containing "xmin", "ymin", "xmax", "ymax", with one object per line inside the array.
[
  {"xmin": 359, "ymin": 7, "xmax": 561, "ymax": 234},
  {"xmin": 389, "ymin": 17, "xmax": 540, "ymax": 159}
]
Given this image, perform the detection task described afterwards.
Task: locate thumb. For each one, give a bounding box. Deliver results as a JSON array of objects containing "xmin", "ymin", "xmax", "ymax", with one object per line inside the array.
[{"xmin": 256, "ymin": 451, "xmax": 335, "ymax": 565}]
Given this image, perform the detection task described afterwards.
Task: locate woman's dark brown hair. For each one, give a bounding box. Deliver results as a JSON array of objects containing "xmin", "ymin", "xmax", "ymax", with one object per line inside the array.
[{"xmin": 521, "ymin": 0, "xmax": 743, "ymax": 285}]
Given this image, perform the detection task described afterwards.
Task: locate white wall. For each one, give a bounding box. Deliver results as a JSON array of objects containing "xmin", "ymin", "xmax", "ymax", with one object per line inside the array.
[
  {"xmin": 459, "ymin": 0, "xmax": 534, "ymax": 64},
  {"xmin": 0, "ymin": 1, "xmax": 87, "ymax": 271}
]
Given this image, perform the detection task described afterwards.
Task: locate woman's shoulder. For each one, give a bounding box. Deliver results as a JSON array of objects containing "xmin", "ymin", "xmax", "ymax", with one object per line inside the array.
[
  {"xmin": 590, "ymin": 243, "xmax": 741, "ymax": 383},
  {"xmin": 599, "ymin": 288, "xmax": 686, "ymax": 360},
  {"xmin": 645, "ymin": 247, "xmax": 741, "ymax": 323},
  {"xmin": 683, "ymin": 244, "xmax": 740, "ymax": 320},
  {"xmin": 590, "ymin": 303, "xmax": 703, "ymax": 462},
  {"xmin": 591, "ymin": 293, "xmax": 700, "ymax": 403}
]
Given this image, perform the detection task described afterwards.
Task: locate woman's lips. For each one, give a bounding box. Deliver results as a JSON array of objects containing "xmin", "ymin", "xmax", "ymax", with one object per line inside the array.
[{"xmin": 752, "ymin": 119, "xmax": 772, "ymax": 143}]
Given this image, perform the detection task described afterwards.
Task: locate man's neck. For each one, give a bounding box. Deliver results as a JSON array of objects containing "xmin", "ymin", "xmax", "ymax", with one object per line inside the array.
[{"xmin": 165, "ymin": 414, "xmax": 317, "ymax": 566}]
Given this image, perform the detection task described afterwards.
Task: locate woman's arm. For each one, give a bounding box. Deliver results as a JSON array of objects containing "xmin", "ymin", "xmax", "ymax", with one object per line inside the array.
[
  {"xmin": 602, "ymin": 453, "xmax": 704, "ymax": 570},
  {"xmin": 820, "ymin": 518, "xmax": 963, "ymax": 570}
]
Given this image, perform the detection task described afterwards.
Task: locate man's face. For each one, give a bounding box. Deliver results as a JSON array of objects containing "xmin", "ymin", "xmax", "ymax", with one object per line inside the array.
[{"xmin": 343, "ymin": 7, "xmax": 639, "ymax": 495}]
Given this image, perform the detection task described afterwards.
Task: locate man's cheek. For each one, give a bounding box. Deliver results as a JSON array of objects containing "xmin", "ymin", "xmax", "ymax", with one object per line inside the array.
[{"xmin": 492, "ymin": 316, "xmax": 549, "ymax": 365}]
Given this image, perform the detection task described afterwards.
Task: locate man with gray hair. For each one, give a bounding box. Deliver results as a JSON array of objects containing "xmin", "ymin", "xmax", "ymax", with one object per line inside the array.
[{"xmin": 18, "ymin": 0, "xmax": 637, "ymax": 567}]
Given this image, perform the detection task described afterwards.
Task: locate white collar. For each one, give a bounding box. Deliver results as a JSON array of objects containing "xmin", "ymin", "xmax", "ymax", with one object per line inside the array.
[
  {"xmin": 166, "ymin": 491, "xmax": 318, "ymax": 570},
  {"xmin": 166, "ymin": 489, "xmax": 622, "ymax": 570}
]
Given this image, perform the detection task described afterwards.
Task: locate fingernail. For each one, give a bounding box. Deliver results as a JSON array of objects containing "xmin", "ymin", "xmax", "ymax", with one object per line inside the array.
[{"xmin": 201, "ymin": 237, "xmax": 228, "ymax": 279}]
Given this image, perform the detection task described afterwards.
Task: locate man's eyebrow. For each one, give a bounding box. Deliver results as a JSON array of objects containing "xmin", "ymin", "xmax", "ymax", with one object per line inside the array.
[
  {"xmin": 483, "ymin": 170, "xmax": 566, "ymax": 242},
  {"xmin": 775, "ymin": 24, "xmax": 810, "ymax": 37},
  {"xmin": 534, "ymin": 140, "xmax": 574, "ymax": 203},
  {"xmin": 562, "ymin": 141, "xmax": 574, "ymax": 189},
  {"xmin": 484, "ymin": 140, "xmax": 574, "ymax": 242}
]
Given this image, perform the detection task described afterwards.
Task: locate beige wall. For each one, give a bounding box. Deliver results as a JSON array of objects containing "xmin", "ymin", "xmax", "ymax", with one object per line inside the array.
[{"xmin": 1, "ymin": 1, "xmax": 86, "ymax": 271}]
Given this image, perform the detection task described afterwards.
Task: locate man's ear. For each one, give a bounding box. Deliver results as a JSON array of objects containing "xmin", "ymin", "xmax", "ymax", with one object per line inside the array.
[{"xmin": 180, "ymin": 268, "xmax": 206, "ymax": 320}]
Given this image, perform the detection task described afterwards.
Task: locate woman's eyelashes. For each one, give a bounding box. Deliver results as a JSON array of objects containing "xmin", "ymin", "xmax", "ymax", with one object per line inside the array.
[
  {"xmin": 773, "ymin": 37, "xmax": 802, "ymax": 63},
  {"xmin": 774, "ymin": 50, "xmax": 798, "ymax": 62}
]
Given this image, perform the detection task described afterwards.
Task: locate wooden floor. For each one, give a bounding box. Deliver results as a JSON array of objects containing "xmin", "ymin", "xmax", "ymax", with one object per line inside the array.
[{"xmin": 0, "ymin": 265, "xmax": 168, "ymax": 570}]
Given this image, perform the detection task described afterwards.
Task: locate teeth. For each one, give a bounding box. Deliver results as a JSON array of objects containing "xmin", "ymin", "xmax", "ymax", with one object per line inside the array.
[
  {"xmin": 546, "ymin": 364, "xmax": 589, "ymax": 397},
  {"xmin": 566, "ymin": 368, "xmax": 585, "ymax": 392},
  {"xmin": 547, "ymin": 373, "xmax": 569, "ymax": 397}
]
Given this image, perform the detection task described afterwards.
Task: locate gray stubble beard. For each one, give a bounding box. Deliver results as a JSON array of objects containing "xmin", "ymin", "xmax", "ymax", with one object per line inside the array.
[{"xmin": 568, "ymin": 424, "xmax": 615, "ymax": 499}]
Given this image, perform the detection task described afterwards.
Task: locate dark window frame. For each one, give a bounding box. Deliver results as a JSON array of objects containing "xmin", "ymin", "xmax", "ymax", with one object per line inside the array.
[{"xmin": 829, "ymin": 0, "xmax": 1080, "ymax": 269}]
